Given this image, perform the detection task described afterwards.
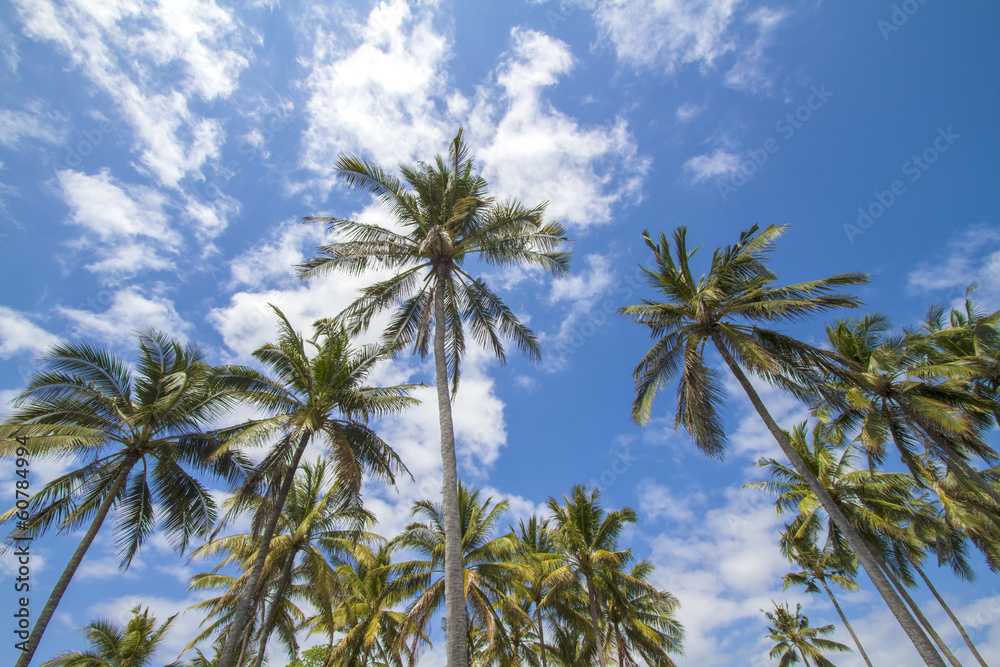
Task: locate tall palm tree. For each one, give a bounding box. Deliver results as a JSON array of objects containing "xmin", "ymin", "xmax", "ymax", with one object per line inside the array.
[
  {"xmin": 188, "ymin": 458, "xmax": 372, "ymax": 667},
  {"xmin": 619, "ymin": 224, "xmax": 945, "ymax": 665},
  {"xmin": 509, "ymin": 516, "xmax": 566, "ymax": 667},
  {"xmin": 297, "ymin": 128, "xmax": 570, "ymax": 667},
  {"xmin": 214, "ymin": 310, "xmax": 416, "ymax": 667},
  {"xmin": 820, "ymin": 313, "xmax": 1000, "ymax": 508},
  {"xmin": 749, "ymin": 423, "xmax": 962, "ymax": 666},
  {"xmin": 600, "ymin": 560, "xmax": 683, "ymax": 667},
  {"xmin": 0, "ymin": 332, "xmax": 247, "ymax": 667},
  {"xmin": 40, "ymin": 605, "xmax": 180, "ymax": 667},
  {"xmin": 394, "ymin": 482, "xmax": 528, "ymax": 664},
  {"xmin": 762, "ymin": 601, "xmax": 852, "ymax": 667},
  {"xmin": 546, "ymin": 485, "xmax": 637, "ymax": 666},
  {"xmin": 780, "ymin": 531, "xmax": 873, "ymax": 667}
]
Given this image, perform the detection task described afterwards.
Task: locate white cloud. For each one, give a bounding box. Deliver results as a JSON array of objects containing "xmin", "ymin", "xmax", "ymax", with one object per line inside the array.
[
  {"xmin": 297, "ymin": 7, "xmax": 645, "ymax": 228},
  {"xmin": 58, "ymin": 285, "xmax": 192, "ymax": 343},
  {"xmin": 637, "ymin": 478, "xmax": 706, "ymax": 524},
  {"xmin": 228, "ymin": 218, "xmax": 326, "ymax": 290},
  {"xmin": 540, "ymin": 253, "xmax": 620, "ymax": 369},
  {"xmin": 643, "ymin": 485, "xmax": 798, "ymax": 665},
  {"xmin": 0, "ymin": 305, "xmax": 60, "ymax": 358},
  {"xmin": 57, "ymin": 169, "xmax": 181, "ymax": 278},
  {"xmin": 594, "ymin": 0, "xmax": 742, "ymax": 74},
  {"xmin": 683, "ymin": 148, "xmax": 743, "ymax": 183},
  {"xmin": 676, "ymin": 101, "xmax": 707, "ymax": 123},
  {"xmin": 0, "ymin": 102, "xmax": 64, "ymax": 147},
  {"xmin": 299, "ymin": 0, "xmax": 453, "ymax": 189},
  {"xmin": 472, "ymin": 29, "xmax": 648, "ymax": 228},
  {"xmin": 548, "ymin": 253, "xmax": 615, "ymax": 305},
  {"xmin": 15, "ymin": 0, "xmax": 250, "ymax": 189},
  {"xmin": 724, "ymin": 7, "xmax": 790, "ymax": 93},
  {"xmin": 907, "ymin": 223, "xmax": 1000, "ymax": 311}
]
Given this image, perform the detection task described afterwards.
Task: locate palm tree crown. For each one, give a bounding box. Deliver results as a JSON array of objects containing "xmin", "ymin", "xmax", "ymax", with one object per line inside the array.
[
  {"xmin": 763, "ymin": 601, "xmax": 851, "ymax": 667},
  {"xmin": 1, "ymin": 331, "xmax": 247, "ymax": 667}
]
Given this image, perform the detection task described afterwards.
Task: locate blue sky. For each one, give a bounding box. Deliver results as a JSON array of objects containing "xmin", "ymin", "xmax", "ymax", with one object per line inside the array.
[{"xmin": 1, "ymin": 0, "xmax": 999, "ymax": 664}]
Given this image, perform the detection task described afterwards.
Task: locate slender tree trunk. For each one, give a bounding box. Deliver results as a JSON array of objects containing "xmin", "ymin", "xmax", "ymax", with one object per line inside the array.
[
  {"xmin": 799, "ymin": 648, "xmax": 812, "ymax": 667},
  {"xmin": 433, "ymin": 271, "xmax": 469, "ymax": 667},
  {"xmin": 15, "ymin": 451, "xmax": 140, "ymax": 667},
  {"xmin": 883, "ymin": 565, "xmax": 963, "ymax": 667},
  {"xmin": 253, "ymin": 544, "xmax": 299, "ymax": 667},
  {"xmin": 711, "ymin": 333, "xmax": 947, "ymax": 667},
  {"xmin": 585, "ymin": 570, "xmax": 606, "ymax": 665},
  {"xmin": 536, "ymin": 606, "xmax": 548, "ymax": 667},
  {"xmin": 219, "ymin": 429, "xmax": 312, "ymax": 667},
  {"xmin": 820, "ymin": 579, "xmax": 874, "ymax": 667},
  {"xmin": 615, "ymin": 620, "xmax": 624, "ymax": 667},
  {"xmin": 910, "ymin": 560, "xmax": 989, "ymax": 667},
  {"xmin": 900, "ymin": 403, "xmax": 1000, "ymax": 509}
]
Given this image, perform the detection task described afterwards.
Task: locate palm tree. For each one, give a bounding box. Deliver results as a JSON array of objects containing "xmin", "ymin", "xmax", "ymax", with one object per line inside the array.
[
  {"xmin": 188, "ymin": 458, "xmax": 372, "ymax": 667},
  {"xmin": 214, "ymin": 309, "xmax": 417, "ymax": 667},
  {"xmin": 0, "ymin": 332, "xmax": 247, "ymax": 667},
  {"xmin": 749, "ymin": 423, "xmax": 963, "ymax": 666},
  {"xmin": 394, "ymin": 482, "xmax": 528, "ymax": 664},
  {"xmin": 780, "ymin": 531, "xmax": 873, "ymax": 667},
  {"xmin": 820, "ymin": 313, "xmax": 1000, "ymax": 508},
  {"xmin": 40, "ymin": 605, "xmax": 180, "ymax": 667},
  {"xmin": 546, "ymin": 485, "xmax": 637, "ymax": 665},
  {"xmin": 297, "ymin": 128, "xmax": 570, "ymax": 667},
  {"xmin": 509, "ymin": 516, "xmax": 566, "ymax": 667},
  {"xmin": 619, "ymin": 224, "xmax": 945, "ymax": 665},
  {"xmin": 600, "ymin": 560, "xmax": 683, "ymax": 667},
  {"xmin": 307, "ymin": 540, "xmax": 426, "ymax": 667},
  {"xmin": 762, "ymin": 601, "xmax": 852, "ymax": 667}
]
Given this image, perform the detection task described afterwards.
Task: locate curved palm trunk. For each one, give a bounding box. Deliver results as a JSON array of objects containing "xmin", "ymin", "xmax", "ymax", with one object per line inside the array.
[
  {"xmin": 253, "ymin": 545, "xmax": 299, "ymax": 667},
  {"xmin": 15, "ymin": 451, "xmax": 140, "ymax": 667},
  {"xmin": 884, "ymin": 565, "xmax": 963, "ymax": 667},
  {"xmin": 433, "ymin": 272, "xmax": 469, "ymax": 667},
  {"xmin": 219, "ymin": 429, "xmax": 312, "ymax": 667},
  {"xmin": 798, "ymin": 648, "xmax": 813, "ymax": 667},
  {"xmin": 711, "ymin": 334, "xmax": 946, "ymax": 667},
  {"xmin": 536, "ymin": 607, "xmax": 548, "ymax": 667},
  {"xmin": 910, "ymin": 560, "xmax": 988, "ymax": 667},
  {"xmin": 585, "ymin": 571, "xmax": 606, "ymax": 665},
  {"xmin": 820, "ymin": 579, "xmax": 874, "ymax": 667}
]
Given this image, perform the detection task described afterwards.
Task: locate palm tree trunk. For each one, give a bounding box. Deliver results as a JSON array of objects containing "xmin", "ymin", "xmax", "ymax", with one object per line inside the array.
[
  {"xmin": 14, "ymin": 450, "xmax": 140, "ymax": 667},
  {"xmin": 585, "ymin": 570, "xmax": 606, "ymax": 665},
  {"xmin": 433, "ymin": 270, "xmax": 469, "ymax": 667},
  {"xmin": 253, "ymin": 544, "xmax": 298, "ymax": 667},
  {"xmin": 536, "ymin": 606, "xmax": 548, "ymax": 667},
  {"xmin": 799, "ymin": 648, "xmax": 813, "ymax": 667},
  {"xmin": 711, "ymin": 333, "xmax": 947, "ymax": 667},
  {"xmin": 820, "ymin": 579, "xmax": 874, "ymax": 667},
  {"xmin": 219, "ymin": 429, "xmax": 312, "ymax": 667},
  {"xmin": 883, "ymin": 565, "xmax": 963, "ymax": 667},
  {"xmin": 899, "ymin": 403, "xmax": 1000, "ymax": 509},
  {"xmin": 910, "ymin": 559, "xmax": 989, "ymax": 667},
  {"xmin": 615, "ymin": 620, "xmax": 624, "ymax": 667}
]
